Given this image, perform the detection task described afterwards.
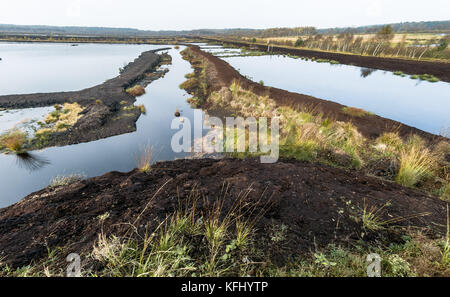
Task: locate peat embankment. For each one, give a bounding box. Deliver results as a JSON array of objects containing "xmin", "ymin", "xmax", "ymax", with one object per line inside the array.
[
  {"xmin": 202, "ymin": 38, "xmax": 450, "ymax": 83},
  {"xmin": 188, "ymin": 45, "xmax": 446, "ymax": 142},
  {"xmin": 0, "ymin": 48, "xmax": 171, "ymax": 148},
  {"xmin": 0, "ymin": 158, "xmax": 447, "ymax": 268}
]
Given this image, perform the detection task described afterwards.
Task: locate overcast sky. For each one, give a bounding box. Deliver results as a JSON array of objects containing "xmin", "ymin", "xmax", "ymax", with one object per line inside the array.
[{"xmin": 1, "ymin": 0, "xmax": 449, "ymax": 30}]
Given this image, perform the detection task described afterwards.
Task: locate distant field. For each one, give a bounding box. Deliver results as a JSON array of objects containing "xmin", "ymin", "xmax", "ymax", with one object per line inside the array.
[{"xmin": 255, "ymin": 33, "xmax": 448, "ymax": 45}]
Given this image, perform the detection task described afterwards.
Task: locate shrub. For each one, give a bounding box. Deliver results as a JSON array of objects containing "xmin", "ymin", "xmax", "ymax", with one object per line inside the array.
[
  {"xmin": 179, "ymin": 78, "xmax": 198, "ymax": 90},
  {"xmin": 437, "ymin": 39, "xmax": 448, "ymax": 51},
  {"xmin": 0, "ymin": 130, "xmax": 27, "ymax": 153},
  {"xmin": 126, "ymin": 85, "xmax": 146, "ymax": 97}
]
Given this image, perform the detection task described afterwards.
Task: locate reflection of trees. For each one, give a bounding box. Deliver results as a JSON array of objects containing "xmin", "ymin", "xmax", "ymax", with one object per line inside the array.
[
  {"xmin": 360, "ymin": 68, "xmax": 377, "ymax": 78},
  {"xmin": 15, "ymin": 152, "xmax": 50, "ymax": 172}
]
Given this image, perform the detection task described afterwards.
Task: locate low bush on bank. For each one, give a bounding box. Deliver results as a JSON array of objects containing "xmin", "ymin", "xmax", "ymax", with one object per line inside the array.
[
  {"xmin": 49, "ymin": 173, "xmax": 86, "ymax": 188},
  {"xmin": 179, "ymin": 78, "xmax": 198, "ymax": 90},
  {"xmin": 126, "ymin": 85, "xmax": 146, "ymax": 97},
  {"xmin": 342, "ymin": 107, "xmax": 373, "ymax": 118},
  {"xmin": 0, "ymin": 130, "xmax": 28, "ymax": 153},
  {"xmin": 418, "ymin": 74, "xmax": 440, "ymax": 83},
  {"xmin": 37, "ymin": 103, "xmax": 83, "ymax": 137}
]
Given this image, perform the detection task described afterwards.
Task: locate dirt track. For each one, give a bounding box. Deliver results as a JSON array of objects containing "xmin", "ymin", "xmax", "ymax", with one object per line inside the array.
[
  {"xmin": 0, "ymin": 158, "xmax": 446, "ymax": 268},
  {"xmin": 0, "ymin": 48, "xmax": 170, "ymax": 149},
  {"xmin": 188, "ymin": 45, "xmax": 446, "ymax": 141},
  {"xmin": 203, "ymin": 38, "xmax": 450, "ymax": 83}
]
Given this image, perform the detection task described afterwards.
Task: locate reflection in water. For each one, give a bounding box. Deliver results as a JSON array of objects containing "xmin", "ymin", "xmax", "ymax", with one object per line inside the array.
[
  {"xmin": 360, "ymin": 68, "xmax": 377, "ymax": 78},
  {"xmin": 15, "ymin": 153, "xmax": 51, "ymax": 172}
]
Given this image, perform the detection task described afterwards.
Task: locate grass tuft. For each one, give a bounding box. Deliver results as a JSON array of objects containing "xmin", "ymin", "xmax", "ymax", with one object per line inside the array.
[
  {"xmin": 137, "ymin": 145, "xmax": 152, "ymax": 174},
  {"xmin": 342, "ymin": 107, "xmax": 373, "ymax": 118},
  {"xmin": 126, "ymin": 85, "xmax": 146, "ymax": 97},
  {"xmin": 395, "ymin": 136, "xmax": 436, "ymax": 187},
  {"xmin": 50, "ymin": 173, "xmax": 86, "ymax": 188},
  {"xmin": 0, "ymin": 130, "xmax": 28, "ymax": 153}
]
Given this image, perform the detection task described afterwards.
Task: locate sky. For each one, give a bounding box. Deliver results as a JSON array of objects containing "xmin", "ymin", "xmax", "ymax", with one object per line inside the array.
[{"xmin": 0, "ymin": 0, "xmax": 449, "ymax": 30}]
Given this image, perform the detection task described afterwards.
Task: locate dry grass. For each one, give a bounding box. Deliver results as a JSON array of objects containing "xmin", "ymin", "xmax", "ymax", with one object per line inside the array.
[
  {"xmin": 126, "ymin": 85, "xmax": 146, "ymax": 97},
  {"xmin": 0, "ymin": 130, "xmax": 27, "ymax": 153},
  {"xmin": 258, "ymin": 33, "xmax": 445, "ymax": 46},
  {"xmin": 342, "ymin": 107, "xmax": 373, "ymax": 118},
  {"xmin": 137, "ymin": 145, "xmax": 153, "ymax": 173},
  {"xmin": 38, "ymin": 103, "xmax": 83, "ymax": 135},
  {"xmin": 50, "ymin": 173, "xmax": 86, "ymax": 188}
]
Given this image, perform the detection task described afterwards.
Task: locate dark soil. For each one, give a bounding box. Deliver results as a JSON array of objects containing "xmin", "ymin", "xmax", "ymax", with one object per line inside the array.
[
  {"xmin": 0, "ymin": 158, "xmax": 446, "ymax": 268},
  {"xmin": 188, "ymin": 45, "xmax": 447, "ymax": 142},
  {"xmin": 203, "ymin": 38, "xmax": 450, "ymax": 84},
  {"xmin": 0, "ymin": 48, "xmax": 171, "ymax": 148}
]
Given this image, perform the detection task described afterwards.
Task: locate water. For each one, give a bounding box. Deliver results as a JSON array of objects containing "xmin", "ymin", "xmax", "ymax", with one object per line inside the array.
[
  {"xmin": 200, "ymin": 45, "xmax": 450, "ymax": 135},
  {"xmin": 0, "ymin": 106, "xmax": 54, "ymax": 135},
  {"xmin": 0, "ymin": 42, "xmax": 163, "ymax": 95},
  {"xmin": 0, "ymin": 45, "xmax": 208, "ymax": 207}
]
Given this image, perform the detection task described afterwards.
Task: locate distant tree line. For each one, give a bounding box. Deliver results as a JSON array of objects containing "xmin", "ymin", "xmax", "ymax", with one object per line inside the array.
[
  {"xmin": 320, "ymin": 21, "xmax": 450, "ymax": 35},
  {"xmin": 1, "ymin": 21, "xmax": 448, "ymax": 38}
]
